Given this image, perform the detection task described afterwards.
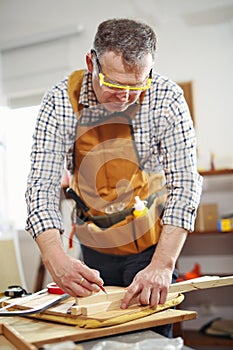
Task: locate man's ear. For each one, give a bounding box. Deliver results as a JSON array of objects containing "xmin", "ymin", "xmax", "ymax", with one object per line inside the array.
[{"xmin": 86, "ymin": 53, "xmax": 94, "ymax": 73}]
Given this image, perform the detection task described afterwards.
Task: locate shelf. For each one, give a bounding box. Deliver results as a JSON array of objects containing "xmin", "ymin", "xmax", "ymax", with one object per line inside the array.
[
  {"xmin": 183, "ymin": 329, "xmax": 233, "ymax": 348},
  {"xmin": 191, "ymin": 230, "xmax": 233, "ymax": 235},
  {"xmin": 199, "ymin": 168, "xmax": 233, "ymax": 176}
]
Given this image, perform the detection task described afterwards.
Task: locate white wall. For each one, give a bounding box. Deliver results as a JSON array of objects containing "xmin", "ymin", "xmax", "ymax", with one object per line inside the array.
[{"xmin": 0, "ymin": 106, "xmax": 39, "ymax": 227}]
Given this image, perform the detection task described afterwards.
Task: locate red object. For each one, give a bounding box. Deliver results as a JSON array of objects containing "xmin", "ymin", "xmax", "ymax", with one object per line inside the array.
[
  {"xmin": 47, "ymin": 282, "xmax": 65, "ymax": 295},
  {"xmin": 177, "ymin": 263, "xmax": 202, "ymax": 282},
  {"xmin": 99, "ymin": 284, "xmax": 107, "ymax": 294},
  {"xmin": 184, "ymin": 263, "xmax": 201, "ymax": 280}
]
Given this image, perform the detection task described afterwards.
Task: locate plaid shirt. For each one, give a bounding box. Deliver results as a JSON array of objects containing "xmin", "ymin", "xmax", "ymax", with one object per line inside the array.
[{"xmin": 25, "ymin": 71, "xmax": 202, "ymax": 238}]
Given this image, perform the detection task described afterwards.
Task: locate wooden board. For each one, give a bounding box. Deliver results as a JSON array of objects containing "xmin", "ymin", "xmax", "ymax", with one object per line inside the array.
[
  {"xmin": 169, "ymin": 275, "xmax": 233, "ymax": 293},
  {"xmin": 0, "ymin": 287, "xmax": 184, "ymax": 328},
  {"xmin": 0, "ymin": 322, "xmax": 37, "ymax": 350},
  {"xmin": 1, "ymin": 276, "xmax": 232, "ymax": 328},
  {"xmin": 0, "ymin": 309, "xmax": 197, "ymax": 348}
]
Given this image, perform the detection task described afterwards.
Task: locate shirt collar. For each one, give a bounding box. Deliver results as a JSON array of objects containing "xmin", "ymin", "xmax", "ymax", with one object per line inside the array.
[{"xmin": 79, "ymin": 70, "xmax": 99, "ymax": 108}]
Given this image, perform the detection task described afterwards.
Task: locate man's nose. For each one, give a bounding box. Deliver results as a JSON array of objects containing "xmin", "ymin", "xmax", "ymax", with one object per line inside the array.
[{"xmin": 115, "ymin": 89, "xmax": 130, "ymax": 101}]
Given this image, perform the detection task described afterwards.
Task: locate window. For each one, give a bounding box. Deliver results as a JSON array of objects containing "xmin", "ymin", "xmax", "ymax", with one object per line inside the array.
[{"xmin": 0, "ymin": 105, "xmax": 39, "ymax": 229}]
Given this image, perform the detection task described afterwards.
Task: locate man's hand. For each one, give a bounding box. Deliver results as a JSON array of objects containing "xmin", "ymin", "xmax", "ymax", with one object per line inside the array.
[
  {"xmin": 121, "ymin": 263, "xmax": 172, "ymax": 309},
  {"xmin": 121, "ymin": 224, "xmax": 188, "ymax": 309},
  {"xmin": 36, "ymin": 229, "xmax": 104, "ymax": 297}
]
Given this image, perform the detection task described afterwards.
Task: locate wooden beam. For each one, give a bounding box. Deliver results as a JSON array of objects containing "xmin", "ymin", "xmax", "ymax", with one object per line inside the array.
[
  {"xmin": 75, "ymin": 276, "xmax": 233, "ymax": 308},
  {"xmin": 0, "ymin": 322, "xmax": 37, "ymax": 350},
  {"xmin": 71, "ymin": 292, "xmax": 180, "ymax": 317},
  {"xmin": 75, "ymin": 286, "xmax": 126, "ymax": 306},
  {"xmin": 169, "ymin": 276, "xmax": 233, "ymax": 293}
]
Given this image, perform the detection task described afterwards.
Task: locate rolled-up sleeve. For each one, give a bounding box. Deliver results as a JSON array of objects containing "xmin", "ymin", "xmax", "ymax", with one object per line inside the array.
[{"xmin": 160, "ymin": 93, "xmax": 203, "ymax": 231}]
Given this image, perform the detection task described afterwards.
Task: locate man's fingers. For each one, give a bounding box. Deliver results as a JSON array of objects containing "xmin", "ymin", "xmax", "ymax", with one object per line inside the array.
[
  {"xmin": 138, "ymin": 286, "xmax": 151, "ymax": 305},
  {"xmin": 121, "ymin": 285, "xmax": 140, "ymax": 309},
  {"xmin": 63, "ymin": 281, "xmax": 92, "ymax": 297},
  {"xmin": 158, "ymin": 287, "xmax": 168, "ymax": 305},
  {"xmin": 72, "ymin": 260, "xmax": 104, "ymax": 288},
  {"xmin": 149, "ymin": 287, "xmax": 160, "ymax": 307},
  {"xmin": 77, "ymin": 276, "xmax": 101, "ymax": 293},
  {"xmin": 121, "ymin": 283, "xmax": 169, "ymax": 309},
  {"xmin": 58, "ymin": 274, "xmax": 100, "ymax": 297}
]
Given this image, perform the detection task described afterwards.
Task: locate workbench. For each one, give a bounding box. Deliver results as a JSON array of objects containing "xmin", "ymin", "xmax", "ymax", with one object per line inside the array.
[
  {"xmin": 2, "ymin": 276, "xmax": 233, "ymax": 348},
  {"xmin": 0, "ymin": 308, "xmax": 196, "ymax": 349}
]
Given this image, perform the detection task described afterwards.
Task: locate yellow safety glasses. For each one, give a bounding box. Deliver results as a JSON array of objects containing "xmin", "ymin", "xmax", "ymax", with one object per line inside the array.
[{"xmin": 91, "ymin": 49, "xmax": 152, "ymax": 92}]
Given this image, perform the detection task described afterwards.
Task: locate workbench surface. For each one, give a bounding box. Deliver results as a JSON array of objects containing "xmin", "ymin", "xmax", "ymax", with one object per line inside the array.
[{"xmin": 0, "ymin": 308, "xmax": 196, "ymax": 348}]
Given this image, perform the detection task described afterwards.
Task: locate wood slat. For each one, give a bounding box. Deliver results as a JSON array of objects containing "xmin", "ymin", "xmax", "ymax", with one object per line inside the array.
[
  {"xmin": 0, "ymin": 323, "xmax": 37, "ymax": 350},
  {"xmin": 169, "ymin": 275, "xmax": 233, "ymax": 293}
]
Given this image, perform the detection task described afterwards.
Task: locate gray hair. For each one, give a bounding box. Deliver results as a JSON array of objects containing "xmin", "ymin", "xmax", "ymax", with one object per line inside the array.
[{"xmin": 93, "ymin": 18, "xmax": 157, "ymax": 66}]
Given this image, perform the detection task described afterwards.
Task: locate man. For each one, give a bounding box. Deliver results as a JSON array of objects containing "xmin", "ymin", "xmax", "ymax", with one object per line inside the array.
[{"xmin": 25, "ymin": 18, "xmax": 202, "ymax": 336}]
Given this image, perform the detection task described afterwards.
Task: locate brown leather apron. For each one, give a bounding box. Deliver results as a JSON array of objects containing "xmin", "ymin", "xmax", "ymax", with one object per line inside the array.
[{"xmin": 68, "ymin": 70, "xmax": 166, "ymax": 255}]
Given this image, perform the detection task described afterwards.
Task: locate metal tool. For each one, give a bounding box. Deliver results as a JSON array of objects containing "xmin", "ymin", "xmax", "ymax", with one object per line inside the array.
[
  {"xmin": 0, "ymin": 288, "xmax": 48, "ymax": 312},
  {"xmin": 0, "ymin": 289, "xmax": 69, "ymax": 316}
]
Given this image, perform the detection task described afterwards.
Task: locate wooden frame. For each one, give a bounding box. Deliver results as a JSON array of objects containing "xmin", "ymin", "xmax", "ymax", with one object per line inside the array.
[
  {"xmin": 178, "ymin": 81, "xmax": 195, "ymax": 125},
  {"xmin": 0, "ymin": 323, "xmax": 37, "ymax": 350}
]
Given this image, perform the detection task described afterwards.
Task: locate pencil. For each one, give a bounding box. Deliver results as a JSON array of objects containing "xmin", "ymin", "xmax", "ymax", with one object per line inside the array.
[{"xmin": 99, "ymin": 285, "xmax": 107, "ymax": 294}]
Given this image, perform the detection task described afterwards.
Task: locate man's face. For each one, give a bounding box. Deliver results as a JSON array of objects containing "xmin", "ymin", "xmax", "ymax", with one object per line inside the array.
[{"xmin": 86, "ymin": 51, "xmax": 153, "ymax": 112}]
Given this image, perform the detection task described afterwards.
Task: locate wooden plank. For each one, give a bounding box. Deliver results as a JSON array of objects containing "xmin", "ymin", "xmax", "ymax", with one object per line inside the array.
[
  {"xmin": 74, "ymin": 276, "xmax": 233, "ymax": 307},
  {"xmin": 169, "ymin": 275, "xmax": 233, "ymax": 293},
  {"xmin": 72, "ymin": 301, "xmax": 116, "ymax": 316},
  {"xmin": 0, "ymin": 322, "xmax": 37, "ymax": 350},
  {"xmin": 71, "ymin": 292, "xmax": 179, "ymax": 317},
  {"xmin": 0, "ymin": 309, "xmax": 197, "ymax": 347},
  {"xmin": 3, "ymin": 276, "xmax": 232, "ymax": 313},
  {"xmin": 199, "ymin": 168, "xmax": 233, "ymax": 176},
  {"xmin": 75, "ymin": 286, "xmax": 126, "ymax": 306},
  {"xmin": 2, "ymin": 275, "xmax": 232, "ymax": 322},
  {"xmin": 2, "ymin": 275, "xmax": 231, "ymax": 327}
]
